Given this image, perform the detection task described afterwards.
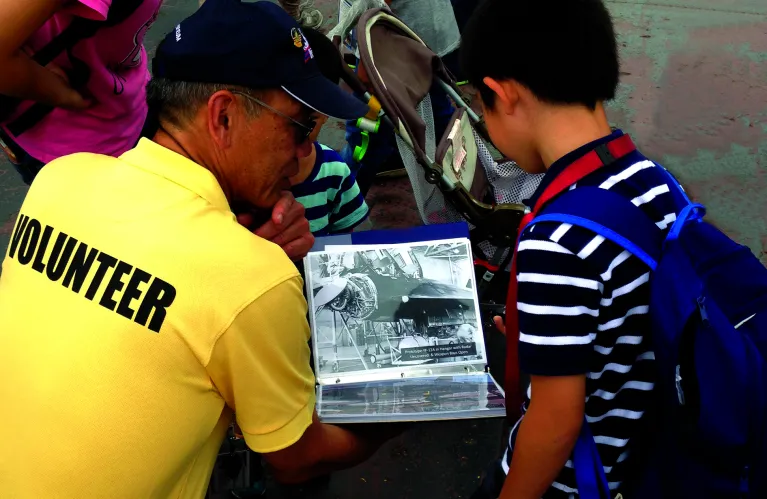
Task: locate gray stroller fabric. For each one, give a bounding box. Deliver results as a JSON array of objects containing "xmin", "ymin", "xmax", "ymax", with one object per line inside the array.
[
  {"xmin": 329, "ymin": 0, "xmax": 459, "ymax": 57},
  {"xmin": 481, "ymin": 143, "xmax": 544, "ymax": 207},
  {"xmin": 328, "ymin": 0, "xmax": 390, "ymax": 46},
  {"xmin": 395, "ymin": 95, "xmax": 444, "ymax": 225},
  {"xmin": 366, "ymin": 23, "xmax": 444, "ymax": 155},
  {"xmin": 388, "ymin": 0, "xmax": 461, "ymax": 57},
  {"xmin": 340, "ymin": 8, "xmax": 544, "ymax": 270}
]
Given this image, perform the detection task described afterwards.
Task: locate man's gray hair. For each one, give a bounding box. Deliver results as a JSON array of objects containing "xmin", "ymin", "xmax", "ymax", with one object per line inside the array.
[{"xmin": 146, "ymin": 78, "xmax": 267, "ymax": 128}]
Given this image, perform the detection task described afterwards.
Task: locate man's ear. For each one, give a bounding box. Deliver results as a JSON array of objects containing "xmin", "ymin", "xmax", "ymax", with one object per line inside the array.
[
  {"xmin": 206, "ymin": 91, "xmax": 236, "ymax": 149},
  {"xmin": 483, "ymin": 77, "xmax": 520, "ymax": 116}
]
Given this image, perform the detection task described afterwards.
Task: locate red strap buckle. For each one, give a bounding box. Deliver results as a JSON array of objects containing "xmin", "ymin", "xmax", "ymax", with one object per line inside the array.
[{"xmin": 474, "ymin": 258, "xmax": 500, "ymax": 272}]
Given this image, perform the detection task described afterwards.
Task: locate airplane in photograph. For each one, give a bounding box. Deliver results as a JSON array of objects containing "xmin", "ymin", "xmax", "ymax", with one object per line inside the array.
[{"xmin": 311, "ymin": 244, "xmax": 479, "ymax": 370}]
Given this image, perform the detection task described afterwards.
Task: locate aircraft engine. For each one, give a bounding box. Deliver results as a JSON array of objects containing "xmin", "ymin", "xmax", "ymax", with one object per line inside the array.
[{"xmin": 327, "ymin": 274, "xmax": 378, "ymax": 319}]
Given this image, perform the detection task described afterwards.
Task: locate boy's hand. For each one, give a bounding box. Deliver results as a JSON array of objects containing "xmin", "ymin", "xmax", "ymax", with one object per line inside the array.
[{"xmin": 493, "ymin": 315, "xmax": 506, "ymax": 336}]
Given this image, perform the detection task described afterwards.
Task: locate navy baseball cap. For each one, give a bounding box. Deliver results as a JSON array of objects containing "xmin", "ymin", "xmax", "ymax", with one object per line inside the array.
[{"xmin": 152, "ymin": 0, "xmax": 368, "ymax": 120}]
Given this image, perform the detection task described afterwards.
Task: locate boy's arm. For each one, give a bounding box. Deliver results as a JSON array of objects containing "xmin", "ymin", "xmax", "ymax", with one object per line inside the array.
[
  {"xmin": 327, "ymin": 155, "xmax": 370, "ymax": 233},
  {"xmin": 502, "ymin": 228, "xmax": 605, "ymax": 498},
  {"xmin": 500, "ymin": 375, "xmax": 586, "ymax": 499}
]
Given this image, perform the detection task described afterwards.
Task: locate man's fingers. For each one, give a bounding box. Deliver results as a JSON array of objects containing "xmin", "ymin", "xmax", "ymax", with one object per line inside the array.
[
  {"xmin": 255, "ymin": 193, "xmax": 304, "ymax": 240},
  {"xmin": 253, "ymin": 220, "xmax": 278, "ymax": 240},
  {"xmin": 251, "ymin": 219, "xmax": 313, "ymax": 260},
  {"xmin": 271, "ymin": 191, "xmax": 297, "ymax": 225},
  {"xmin": 280, "ymin": 233, "xmax": 315, "ymax": 261},
  {"xmin": 493, "ymin": 316, "xmax": 506, "ymax": 336},
  {"xmin": 237, "ymin": 212, "xmax": 254, "ymax": 228},
  {"xmin": 279, "ymin": 194, "xmax": 305, "ymax": 227},
  {"xmin": 242, "ymin": 192, "xmax": 312, "ymax": 260},
  {"xmin": 270, "ymin": 216, "xmax": 311, "ymax": 248}
]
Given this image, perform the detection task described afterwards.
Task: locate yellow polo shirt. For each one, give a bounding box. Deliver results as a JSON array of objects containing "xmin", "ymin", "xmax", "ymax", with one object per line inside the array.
[{"xmin": 0, "ymin": 139, "xmax": 315, "ymax": 498}]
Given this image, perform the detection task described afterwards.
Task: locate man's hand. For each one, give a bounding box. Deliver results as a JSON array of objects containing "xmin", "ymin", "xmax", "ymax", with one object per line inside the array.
[
  {"xmin": 264, "ymin": 412, "xmax": 403, "ymax": 484},
  {"xmin": 339, "ymin": 421, "xmax": 409, "ymax": 445},
  {"xmin": 237, "ymin": 192, "xmax": 314, "ymax": 261}
]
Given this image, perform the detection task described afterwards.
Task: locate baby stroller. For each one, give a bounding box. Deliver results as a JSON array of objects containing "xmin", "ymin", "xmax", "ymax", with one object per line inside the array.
[{"xmin": 328, "ymin": 5, "xmax": 544, "ymax": 310}]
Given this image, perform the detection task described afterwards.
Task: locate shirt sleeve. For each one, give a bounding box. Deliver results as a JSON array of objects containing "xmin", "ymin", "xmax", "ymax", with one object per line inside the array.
[
  {"xmin": 516, "ymin": 225, "xmax": 605, "ymax": 376},
  {"xmin": 206, "ymin": 276, "xmax": 316, "ymax": 453}
]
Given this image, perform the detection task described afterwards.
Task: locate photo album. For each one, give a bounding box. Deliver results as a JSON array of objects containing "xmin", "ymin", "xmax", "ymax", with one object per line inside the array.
[{"xmin": 303, "ymin": 226, "xmax": 506, "ymax": 424}]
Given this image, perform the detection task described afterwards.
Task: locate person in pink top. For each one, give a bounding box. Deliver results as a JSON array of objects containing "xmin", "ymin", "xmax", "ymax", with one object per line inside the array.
[
  {"xmin": 0, "ymin": 0, "xmax": 317, "ymax": 261},
  {"xmin": 0, "ymin": 0, "xmax": 162, "ymax": 184}
]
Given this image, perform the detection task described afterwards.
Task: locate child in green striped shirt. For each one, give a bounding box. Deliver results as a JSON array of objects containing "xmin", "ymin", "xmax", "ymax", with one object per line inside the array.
[
  {"xmin": 289, "ymin": 28, "xmax": 370, "ymax": 235},
  {"xmin": 289, "ymin": 115, "xmax": 370, "ymax": 235}
]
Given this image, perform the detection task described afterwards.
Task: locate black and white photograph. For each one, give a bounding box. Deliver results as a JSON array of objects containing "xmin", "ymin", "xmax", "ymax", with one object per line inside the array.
[
  {"xmin": 316, "ymin": 375, "xmax": 506, "ymax": 423},
  {"xmin": 305, "ymin": 239, "xmax": 486, "ymax": 378}
]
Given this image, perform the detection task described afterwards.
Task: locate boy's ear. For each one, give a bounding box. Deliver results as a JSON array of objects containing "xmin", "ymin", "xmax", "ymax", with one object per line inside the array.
[
  {"xmin": 483, "ymin": 77, "xmax": 520, "ymax": 115},
  {"xmin": 308, "ymin": 113, "xmax": 327, "ymax": 143}
]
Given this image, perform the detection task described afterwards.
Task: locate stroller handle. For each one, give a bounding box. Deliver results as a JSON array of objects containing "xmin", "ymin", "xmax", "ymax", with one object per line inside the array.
[{"xmin": 448, "ymin": 186, "xmax": 526, "ymax": 248}]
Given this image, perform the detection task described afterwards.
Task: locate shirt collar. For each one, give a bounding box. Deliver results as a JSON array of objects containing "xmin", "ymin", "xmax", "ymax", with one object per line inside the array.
[
  {"xmin": 119, "ymin": 138, "xmax": 232, "ymax": 213},
  {"xmin": 525, "ymin": 128, "xmax": 625, "ymax": 209}
]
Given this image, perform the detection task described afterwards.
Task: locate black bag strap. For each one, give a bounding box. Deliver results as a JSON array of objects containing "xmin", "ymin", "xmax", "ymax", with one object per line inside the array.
[{"xmin": 1, "ymin": 0, "xmax": 145, "ymax": 137}]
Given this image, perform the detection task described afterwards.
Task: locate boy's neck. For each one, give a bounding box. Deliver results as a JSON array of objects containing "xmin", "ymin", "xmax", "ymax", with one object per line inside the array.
[
  {"xmin": 534, "ymin": 104, "xmax": 613, "ymax": 170},
  {"xmin": 290, "ymin": 142, "xmax": 318, "ymax": 186}
]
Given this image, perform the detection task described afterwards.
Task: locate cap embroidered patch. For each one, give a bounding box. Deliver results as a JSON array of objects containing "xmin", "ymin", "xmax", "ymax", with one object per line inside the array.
[
  {"xmin": 299, "ymin": 31, "xmax": 314, "ymax": 63},
  {"xmin": 291, "ymin": 27, "xmax": 303, "ymax": 48}
]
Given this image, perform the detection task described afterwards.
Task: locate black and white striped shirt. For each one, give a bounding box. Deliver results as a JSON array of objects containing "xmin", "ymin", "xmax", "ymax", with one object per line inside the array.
[{"xmin": 502, "ymin": 131, "xmax": 685, "ymax": 498}]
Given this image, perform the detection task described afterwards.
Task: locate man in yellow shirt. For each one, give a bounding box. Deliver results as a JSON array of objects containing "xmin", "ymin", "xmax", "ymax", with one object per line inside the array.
[{"xmin": 0, "ymin": 2, "xmax": 396, "ymax": 497}]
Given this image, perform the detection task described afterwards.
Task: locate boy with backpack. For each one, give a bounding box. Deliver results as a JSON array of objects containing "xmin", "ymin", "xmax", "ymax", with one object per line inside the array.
[{"xmin": 461, "ymin": 1, "xmax": 767, "ymax": 498}]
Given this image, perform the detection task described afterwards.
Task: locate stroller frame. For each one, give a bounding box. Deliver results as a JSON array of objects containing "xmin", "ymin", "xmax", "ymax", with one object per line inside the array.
[{"xmin": 330, "ymin": 8, "xmax": 538, "ymax": 255}]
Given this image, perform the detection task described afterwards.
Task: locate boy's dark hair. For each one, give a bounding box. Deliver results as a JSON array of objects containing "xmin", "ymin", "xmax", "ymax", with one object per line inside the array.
[
  {"xmin": 303, "ymin": 28, "xmax": 344, "ymax": 85},
  {"xmin": 460, "ymin": 0, "xmax": 620, "ymax": 110}
]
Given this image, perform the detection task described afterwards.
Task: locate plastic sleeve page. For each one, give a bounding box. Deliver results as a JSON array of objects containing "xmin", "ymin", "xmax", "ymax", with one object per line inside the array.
[{"xmin": 317, "ymin": 373, "xmax": 506, "ymax": 423}]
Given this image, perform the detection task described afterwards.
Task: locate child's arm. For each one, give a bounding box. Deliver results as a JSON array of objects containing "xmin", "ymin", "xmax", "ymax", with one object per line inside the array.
[
  {"xmin": 500, "ymin": 375, "xmax": 586, "ymax": 499},
  {"xmin": 502, "ymin": 226, "xmax": 606, "ymax": 498},
  {"xmin": 326, "ymin": 153, "xmax": 371, "ymax": 234}
]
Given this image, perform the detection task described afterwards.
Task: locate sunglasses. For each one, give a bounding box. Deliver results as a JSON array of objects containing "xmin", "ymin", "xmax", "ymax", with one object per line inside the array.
[{"xmin": 231, "ymin": 91, "xmax": 316, "ymax": 144}]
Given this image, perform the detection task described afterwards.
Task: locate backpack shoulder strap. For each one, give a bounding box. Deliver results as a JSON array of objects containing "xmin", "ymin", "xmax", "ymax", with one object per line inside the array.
[
  {"xmin": 574, "ymin": 416, "xmax": 612, "ymax": 499},
  {"xmin": 532, "ymin": 186, "xmax": 664, "ymax": 270}
]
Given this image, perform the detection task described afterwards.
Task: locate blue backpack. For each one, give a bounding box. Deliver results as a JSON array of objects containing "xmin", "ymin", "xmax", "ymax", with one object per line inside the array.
[{"xmin": 532, "ymin": 171, "xmax": 767, "ymax": 498}]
